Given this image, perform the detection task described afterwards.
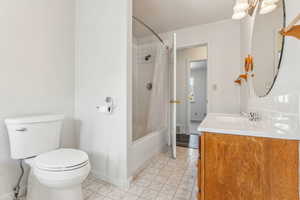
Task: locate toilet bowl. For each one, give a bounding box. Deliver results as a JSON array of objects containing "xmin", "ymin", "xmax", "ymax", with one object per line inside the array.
[
  {"xmin": 5, "ymin": 114, "xmax": 91, "ymax": 200},
  {"xmin": 26, "ymin": 149, "xmax": 90, "ymax": 200}
]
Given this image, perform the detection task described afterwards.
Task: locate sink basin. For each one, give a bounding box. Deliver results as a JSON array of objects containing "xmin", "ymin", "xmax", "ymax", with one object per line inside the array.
[
  {"xmin": 214, "ymin": 116, "xmax": 245, "ymax": 123},
  {"xmin": 197, "ymin": 113, "xmax": 300, "ymax": 140}
]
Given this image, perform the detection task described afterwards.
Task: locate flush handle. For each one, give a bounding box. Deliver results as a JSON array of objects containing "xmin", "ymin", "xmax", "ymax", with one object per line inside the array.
[{"xmin": 16, "ymin": 128, "xmax": 27, "ymax": 132}]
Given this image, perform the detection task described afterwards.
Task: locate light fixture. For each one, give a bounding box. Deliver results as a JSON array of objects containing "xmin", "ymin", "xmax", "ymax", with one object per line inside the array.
[
  {"xmin": 263, "ymin": 0, "xmax": 279, "ymax": 3},
  {"xmin": 232, "ymin": 0, "xmax": 249, "ymax": 20},
  {"xmin": 260, "ymin": 3, "xmax": 277, "ymax": 14},
  {"xmin": 259, "ymin": 0, "xmax": 278, "ymax": 15},
  {"xmin": 233, "ymin": 2, "xmax": 249, "ymax": 12},
  {"xmin": 232, "ymin": 11, "xmax": 248, "ymax": 20},
  {"xmin": 232, "ymin": 0, "xmax": 280, "ymax": 20}
]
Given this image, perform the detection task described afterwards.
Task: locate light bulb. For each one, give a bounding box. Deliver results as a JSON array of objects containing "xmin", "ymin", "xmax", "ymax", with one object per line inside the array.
[
  {"xmin": 262, "ymin": 0, "xmax": 280, "ymax": 4},
  {"xmin": 260, "ymin": 3, "xmax": 277, "ymax": 14},
  {"xmin": 232, "ymin": 0, "xmax": 249, "ymax": 20},
  {"xmin": 234, "ymin": 3, "xmax": 249, "ymax": 12},
  {"xmin": 232, "ymin": 11, "xmax": 247, "ymax": 20}
]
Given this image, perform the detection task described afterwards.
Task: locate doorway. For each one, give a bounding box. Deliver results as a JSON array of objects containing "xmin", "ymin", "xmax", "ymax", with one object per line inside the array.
[
  {"xmin": 188, "ymin": 60, "xmax": 207, "ymax": 134},
  {"xmin": 175, "ymin": 45, "xmax": 208, "ymax": 149}
]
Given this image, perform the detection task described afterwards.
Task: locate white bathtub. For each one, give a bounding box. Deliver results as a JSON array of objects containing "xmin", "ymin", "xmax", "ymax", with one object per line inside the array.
[{"xmin": 129, "ymin": 128, "xmax": 168, "ymax": 178}]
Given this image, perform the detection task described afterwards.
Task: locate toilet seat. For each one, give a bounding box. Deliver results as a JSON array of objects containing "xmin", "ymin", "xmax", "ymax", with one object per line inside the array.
[
  {"xmin": 35, "ymin": 148, "xmax": 89, "ymax": 172},
  {"xmin": 33, "ymin": 149, "xmax": 91, "ymax": 189}
]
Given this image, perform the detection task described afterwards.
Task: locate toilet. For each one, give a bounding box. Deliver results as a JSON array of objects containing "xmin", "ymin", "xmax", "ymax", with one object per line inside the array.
[{"xmin": 5, "ymin": 114, "xmax": 90, "ymax": 200}]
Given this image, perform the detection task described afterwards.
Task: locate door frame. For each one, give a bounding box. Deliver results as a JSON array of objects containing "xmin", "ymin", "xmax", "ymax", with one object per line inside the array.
[
  {"xmin": 185, "ymin": 58, "xmax": 208, "ymax": 135},
  {"xmin": 169, "ymin": 33, "xmax": 177, "ymax": 159}
]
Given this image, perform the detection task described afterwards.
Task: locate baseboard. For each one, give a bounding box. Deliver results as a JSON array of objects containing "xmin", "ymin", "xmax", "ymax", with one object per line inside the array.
[
  {"xmin": 91, "ymin": 170, "xmax": 131, "ymax": 189},
  {"xmin": 91, "ymin": 145, "xmax": 168, "ymax": 190},
  {"xmin": 0, "ymin": 187, "xmax": 26, "ymax": 200}
]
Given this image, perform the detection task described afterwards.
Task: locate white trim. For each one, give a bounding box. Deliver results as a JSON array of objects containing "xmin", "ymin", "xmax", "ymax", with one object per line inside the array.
[
  {"xmin": 185, "ymin": 59, "xmax": 191, "ymax": 134},
  {"xmin": 91, "ymin": 170, "xmax": 131, "ymax": 189}
]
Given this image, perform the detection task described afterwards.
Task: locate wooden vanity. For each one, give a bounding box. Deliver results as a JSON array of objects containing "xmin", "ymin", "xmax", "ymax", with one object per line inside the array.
[{"xmin": 198, "ymin": 132, "xmax": 299, "ymax": 200}]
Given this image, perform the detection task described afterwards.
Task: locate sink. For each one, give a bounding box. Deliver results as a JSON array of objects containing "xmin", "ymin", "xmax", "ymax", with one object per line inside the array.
[
  {"xmin": 208, "ymin": 113, "xmax": 246, "ymax": 123},
  {"xmin": 197, "ymin": 113, "xmax": 300, "ymax": 140},
  {"xmin": 214, "ymin": 116, "xmax": 245, "ymax": 123}
]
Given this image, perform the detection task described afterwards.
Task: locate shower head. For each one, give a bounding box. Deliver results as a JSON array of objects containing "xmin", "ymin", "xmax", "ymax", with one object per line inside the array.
[
  {"xmin": 145, "ymin": 54, "xmax": 151, "ymax": 61},
  {"xmin": 146, "ymin": 82, "xmax": 153, "ymax": 90}
]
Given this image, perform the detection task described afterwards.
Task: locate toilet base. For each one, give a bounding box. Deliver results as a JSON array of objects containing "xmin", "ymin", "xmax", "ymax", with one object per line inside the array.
[{"xmin": 26, "ymin": 170, "xmax": 83, "ymax": 200}]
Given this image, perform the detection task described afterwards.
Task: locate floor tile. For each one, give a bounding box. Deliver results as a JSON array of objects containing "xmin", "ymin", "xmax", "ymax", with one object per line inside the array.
[
  {"xmin": 88, "ymin": 193, "xmax": 106, "ymax": 200},
  {"xmin": 123, "ymin": 193, "xmax": 139, "ymax": 200},
  {"xmin": 140, "ymin": 189, "xmax": 159, "ymax": 200},
  {"xmin": 127, "ymin": 184, "xmax": 146, "ymax": 196},
  {"xmin": 22, "ymin": 147, "xmax": 199, "ymax": 200}
]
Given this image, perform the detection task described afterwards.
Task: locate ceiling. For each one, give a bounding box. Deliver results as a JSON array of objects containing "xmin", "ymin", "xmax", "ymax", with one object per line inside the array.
[{"xmin": 133, "ymin": 0, "xmax": 235, "ymax": 37}]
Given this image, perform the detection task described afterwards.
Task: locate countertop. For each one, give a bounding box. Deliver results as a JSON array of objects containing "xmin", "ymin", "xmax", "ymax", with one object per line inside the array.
[{"xmin": 197, "ymin": 113, "xmax": 300, "ymax": 140}]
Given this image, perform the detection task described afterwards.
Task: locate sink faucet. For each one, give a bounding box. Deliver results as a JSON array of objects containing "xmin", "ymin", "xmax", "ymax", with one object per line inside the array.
[
  {"xmin": 241, "ymin": 111, "xmax": 261, "ymax": 121},
  {"xmin": 248, "ymin": 112, "xmax": 261, "ymax": 121}
]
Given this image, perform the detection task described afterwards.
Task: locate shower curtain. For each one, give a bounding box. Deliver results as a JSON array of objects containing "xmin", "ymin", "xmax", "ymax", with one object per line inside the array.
[{"xmin": 146, "ymin": 45, "xmax": 169, "ymax": 133}]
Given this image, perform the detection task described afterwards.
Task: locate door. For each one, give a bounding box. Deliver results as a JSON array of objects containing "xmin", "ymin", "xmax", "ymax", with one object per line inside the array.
[
  {"xmin": 187, "ymin": 60, "xmax": 208, "ymax": 135},
  {"xmin": 170, "ymin": 33, "xmax": 177, "ymax": 159}
]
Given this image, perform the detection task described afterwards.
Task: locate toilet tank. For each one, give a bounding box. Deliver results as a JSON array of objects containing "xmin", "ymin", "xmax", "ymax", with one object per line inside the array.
[{"xmin": 5, "ymin": 114, "xmax": 64, "ymax": 159}]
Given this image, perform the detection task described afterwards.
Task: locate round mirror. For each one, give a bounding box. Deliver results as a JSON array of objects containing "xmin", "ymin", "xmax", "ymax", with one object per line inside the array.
[{"xmin": 251, "ymin": 0, "xmax": 285, "ymax": 97}]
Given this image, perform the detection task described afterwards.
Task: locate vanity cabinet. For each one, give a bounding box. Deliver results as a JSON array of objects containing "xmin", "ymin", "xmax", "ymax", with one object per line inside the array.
[{"xmin": 198, "ymin": 132, "xmax": 299, "ymax": 200}]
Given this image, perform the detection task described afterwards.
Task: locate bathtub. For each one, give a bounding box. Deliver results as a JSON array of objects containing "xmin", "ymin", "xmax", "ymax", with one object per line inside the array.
[{"xmin": 129, "ymin": 128, "xmax": 168, "ymax": 179}]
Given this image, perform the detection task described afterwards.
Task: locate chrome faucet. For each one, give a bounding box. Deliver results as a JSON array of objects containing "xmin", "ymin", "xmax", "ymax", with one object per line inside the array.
[
  {"xmin": 241, "ymin": 111, "xmax": 261, "ymax": 121},
  {"xmin": 248, "ymin": 112, "xmax": 261, "ymax": 121}
]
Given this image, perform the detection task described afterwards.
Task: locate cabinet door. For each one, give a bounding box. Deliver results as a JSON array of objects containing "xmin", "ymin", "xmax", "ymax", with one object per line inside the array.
[{"xmin": 202, "ymin": 133, "xmax": 299, "ymax": 200}]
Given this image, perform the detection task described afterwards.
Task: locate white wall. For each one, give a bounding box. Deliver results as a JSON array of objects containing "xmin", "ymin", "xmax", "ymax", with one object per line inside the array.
[
  {"xmin": 0, "ymin": 0, "xmax": 76, "ymax": 199},
  {"xmin": 75, "ymin": 0, "xmax": 132, "ymax": 187},
  {"xmin": 164, "ymin": 19, "xmax": 241, "ymax": 115}
]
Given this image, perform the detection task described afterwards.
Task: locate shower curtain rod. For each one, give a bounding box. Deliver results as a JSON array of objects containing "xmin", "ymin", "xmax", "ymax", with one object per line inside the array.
[{"xmin": 133, "ymin": 16, "xmax": 168, "ymax": 48}]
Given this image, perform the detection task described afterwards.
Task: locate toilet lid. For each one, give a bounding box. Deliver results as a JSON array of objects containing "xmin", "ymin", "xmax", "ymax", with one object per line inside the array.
[{"xmin": 35, "ymin": 148, "xmax": 89, "ymax": 171}]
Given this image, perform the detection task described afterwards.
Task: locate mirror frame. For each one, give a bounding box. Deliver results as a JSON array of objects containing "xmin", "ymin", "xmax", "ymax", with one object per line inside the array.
[{"xmin": 251, "ymin": 0, "xmax": 286, "ymax": 97}]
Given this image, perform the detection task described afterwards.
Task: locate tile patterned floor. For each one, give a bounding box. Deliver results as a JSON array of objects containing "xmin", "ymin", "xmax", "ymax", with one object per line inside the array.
[{"xmin": 83, "ymin": 147, "xmax": 199, "ymax": 200}]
